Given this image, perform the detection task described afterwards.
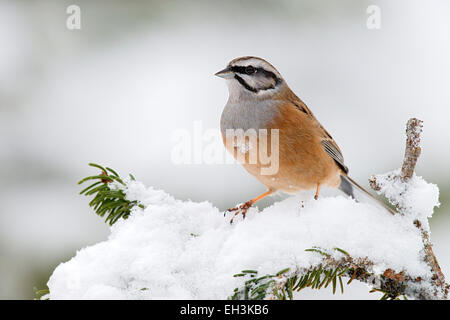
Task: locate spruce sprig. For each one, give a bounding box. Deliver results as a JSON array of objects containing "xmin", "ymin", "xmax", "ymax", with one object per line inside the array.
[
  {"xmin": 229, "ymin": 248, "xmax": 351, "ymax": 300},
  {"xmin": 78, "ymin": 163, "xmax": 143, "ymax": 226},
  {"xmin": 229, "ymin": 264, "xmax": 347, "ymax": 300},
  {"xmin": 229, "ymin": 247, "xmax": 351, "ymax": 300},
  {"xmin": 230, "ymin": 247, "xmax": 407, "ymax": 300}
]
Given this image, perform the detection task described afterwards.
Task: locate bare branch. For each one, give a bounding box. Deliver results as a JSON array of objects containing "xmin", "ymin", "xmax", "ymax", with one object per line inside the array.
[{"xmin": 401, "ymin": 118, "xmax": 423, "ymax": 181}]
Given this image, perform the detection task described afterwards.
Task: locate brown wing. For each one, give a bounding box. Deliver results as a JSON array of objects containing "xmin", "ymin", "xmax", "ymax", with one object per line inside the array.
[
  {"xmin": 321, "ymin": 139, "xmax": 348, "ymax": 173},
  {"xmin": 289, "ymin": 94, "xmax": 349, "ymax": 174}
]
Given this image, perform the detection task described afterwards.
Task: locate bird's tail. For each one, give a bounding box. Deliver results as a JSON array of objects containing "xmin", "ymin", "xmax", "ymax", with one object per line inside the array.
[{"xmin": 339, "ymin": 174, "xmax": 395, "ymax": 215}]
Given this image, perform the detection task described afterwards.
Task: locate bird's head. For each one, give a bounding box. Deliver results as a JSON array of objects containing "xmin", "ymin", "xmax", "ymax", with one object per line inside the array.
[{"xmin": 215, "ymin": 56, "xmax": 285, "ymax": 100}]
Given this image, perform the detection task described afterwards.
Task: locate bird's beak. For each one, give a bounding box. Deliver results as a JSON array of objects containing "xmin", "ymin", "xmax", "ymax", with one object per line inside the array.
[{"xmin": 215, "ymin": 67, "xmax": 234, "ymax": 79}]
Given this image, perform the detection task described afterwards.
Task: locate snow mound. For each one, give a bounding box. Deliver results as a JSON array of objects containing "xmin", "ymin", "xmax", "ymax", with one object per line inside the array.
[
  {"xmin": 373, "ymin": 169, "xmax": 440, "ymax": 229},
  {"xmin": 47, "ymin": 177, "xmax": 439, "ymax": 299}
]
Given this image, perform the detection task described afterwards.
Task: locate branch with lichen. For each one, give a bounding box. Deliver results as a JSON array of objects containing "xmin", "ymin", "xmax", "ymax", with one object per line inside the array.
[{"xmin": 231, "ymin": 245, "xmax": 443, "ymax": 300}]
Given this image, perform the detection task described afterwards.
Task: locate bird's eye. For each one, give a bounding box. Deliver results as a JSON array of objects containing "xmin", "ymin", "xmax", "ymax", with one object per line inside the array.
[{"xmin": 245, "ymin": 66, "xmax": 256, "ymax": 75}]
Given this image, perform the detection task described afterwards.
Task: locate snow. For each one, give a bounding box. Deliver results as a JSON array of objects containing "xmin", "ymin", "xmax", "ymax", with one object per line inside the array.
[
  {"xmin": 373, "ymin": 169, "xmax": 440, "ymax": 231},
  {"xmin": 46, "ymin": 176, "xmax": 438, "ymax": 299}
]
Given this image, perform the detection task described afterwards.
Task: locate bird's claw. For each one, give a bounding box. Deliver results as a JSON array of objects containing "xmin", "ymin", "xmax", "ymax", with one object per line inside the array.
[{"xmin": 226, "ymin": 201, "xmax": 252, "ymax": 224}]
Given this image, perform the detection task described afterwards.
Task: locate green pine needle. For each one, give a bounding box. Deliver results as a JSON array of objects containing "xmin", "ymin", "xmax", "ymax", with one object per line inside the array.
[
  {"xmin": 229, "ymin": 260, "xmax": 349, "ymax": 300},
  {"xmin": 229, "ymin": 247, "xmax": 407, "ymax": 300},
  {"xmin": 78, "ymin": 163, "xmax": 142, "ymax": 226}
]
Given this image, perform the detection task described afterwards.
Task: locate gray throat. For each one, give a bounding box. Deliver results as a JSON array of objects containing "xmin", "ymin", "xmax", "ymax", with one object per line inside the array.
[{"xmin": 220, "ymin": 99, "xmax": 280, "ymax": 135}]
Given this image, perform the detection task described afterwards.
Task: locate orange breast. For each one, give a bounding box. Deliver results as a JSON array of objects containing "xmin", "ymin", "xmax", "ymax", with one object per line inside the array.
[{"xmin": 222, "ymin": 101, "xmax": 342, "ymax": 193}]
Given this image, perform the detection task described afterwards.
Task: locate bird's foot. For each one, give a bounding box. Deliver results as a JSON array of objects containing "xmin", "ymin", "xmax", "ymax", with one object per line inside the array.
[{"xmin": 225, "ymin": 201, "xmax": 253, "ymax": 224}]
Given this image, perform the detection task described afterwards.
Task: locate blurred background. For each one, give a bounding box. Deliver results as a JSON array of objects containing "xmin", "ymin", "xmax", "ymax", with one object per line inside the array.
[{"xmin": 1, "ymin": 0, "xmax": 449, "ymax": 299}]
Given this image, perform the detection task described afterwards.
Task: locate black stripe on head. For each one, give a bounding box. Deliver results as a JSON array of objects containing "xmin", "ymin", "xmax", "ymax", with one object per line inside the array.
[
  {"xmin": 234, "ymin": 74, "xmax": 258, "ymax": 93},
  {"xmin": 230, "ymin": 65, "xmax": 281, "ymax": 93},
  {"xmin": 230, "ymin": 65, "xmax": 281, "ymax": 85},
  {"xmin": 230, "ymin": 66, "xmax": 252, "ymax": 74}
]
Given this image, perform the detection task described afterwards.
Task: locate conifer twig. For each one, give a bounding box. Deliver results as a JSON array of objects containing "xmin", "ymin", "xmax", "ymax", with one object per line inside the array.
[
  {"xmin": 78, "ymin": 163, "xmax": 143, "ymax": 226},
  {"xmin": 232, "ymin": 247, "xmax": 417, "ymax": 300}
]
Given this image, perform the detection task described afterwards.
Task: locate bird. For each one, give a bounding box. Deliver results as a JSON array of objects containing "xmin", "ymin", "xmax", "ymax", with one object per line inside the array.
[{"xmin": 215, "ymin": 56, "xmax": 394, "ymax": 223}]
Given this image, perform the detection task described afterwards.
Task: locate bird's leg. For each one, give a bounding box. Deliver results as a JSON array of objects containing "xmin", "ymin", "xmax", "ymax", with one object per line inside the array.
[
  {"xmin": 314, "ymin": 183, "xmax": 321, "ymax": 200},
  {"xmin": 227, "ymin": 190, "xmax": 273, "ymax": 224}
]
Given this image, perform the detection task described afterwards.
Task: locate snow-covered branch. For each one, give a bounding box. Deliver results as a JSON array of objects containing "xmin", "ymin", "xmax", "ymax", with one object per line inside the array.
[
  {"xmin": 369, "ymin": 118, "xmax": 448, "ymax": 299},
  {"xmin": 45, "ymin": 119, "xmax": 447, "ymax": 300}
]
